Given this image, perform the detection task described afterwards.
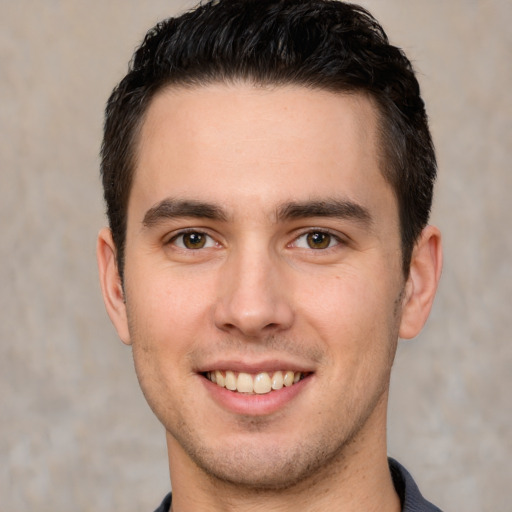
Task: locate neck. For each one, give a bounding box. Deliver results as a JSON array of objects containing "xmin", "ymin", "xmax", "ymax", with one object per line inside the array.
[{"xmin": 166, "ymin": 396, "xmax": 400, "ymax": 512}]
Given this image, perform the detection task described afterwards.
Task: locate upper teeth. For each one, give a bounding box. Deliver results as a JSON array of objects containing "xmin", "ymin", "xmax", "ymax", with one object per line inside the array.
[{"xmin": 206, "ymin": 370, "xmax": 303, "ymax": 394}]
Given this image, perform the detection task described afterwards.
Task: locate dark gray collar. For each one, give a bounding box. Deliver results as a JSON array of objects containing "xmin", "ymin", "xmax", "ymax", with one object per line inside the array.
[{"xmin": 389, "ymin": 458, "xmax": 443, "ymax": 512}]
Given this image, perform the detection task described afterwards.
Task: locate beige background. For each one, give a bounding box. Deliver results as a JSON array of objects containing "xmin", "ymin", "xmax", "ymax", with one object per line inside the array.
[{"xmin": 1, "ymin": 1, "xmax": 510, "ymax": 510}]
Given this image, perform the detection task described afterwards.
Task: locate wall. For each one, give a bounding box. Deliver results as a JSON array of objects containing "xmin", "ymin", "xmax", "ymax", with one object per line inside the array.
[{"xmin": 1, "ymin": 1, "xmax": 510, "ymax": 510}]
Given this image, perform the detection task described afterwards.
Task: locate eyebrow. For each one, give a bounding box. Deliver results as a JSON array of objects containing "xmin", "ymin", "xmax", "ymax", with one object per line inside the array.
[
  {"xmin": 142, "ymin": 197, "xmax": 372, "ymax": 228},
  {"xmin": 277, "ymin": 199, "xmax": 373, "ymax": 226},
  {"xmin": 142, "ymin": 198, "xmax": 228, "ymax": 227}
]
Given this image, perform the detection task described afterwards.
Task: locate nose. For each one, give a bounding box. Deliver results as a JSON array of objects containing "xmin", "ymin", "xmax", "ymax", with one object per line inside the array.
[{"xmin": 213, "ymin": 246, "xmax": 294, "ymax": 338}]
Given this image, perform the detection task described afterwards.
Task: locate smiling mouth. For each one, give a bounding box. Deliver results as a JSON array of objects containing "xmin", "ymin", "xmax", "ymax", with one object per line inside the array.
[{"xmin": 204, "ymin": 370, "xmax": 308, "ymax": 394}]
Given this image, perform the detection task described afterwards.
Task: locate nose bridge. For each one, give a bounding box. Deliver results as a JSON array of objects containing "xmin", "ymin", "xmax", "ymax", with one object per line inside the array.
[{"xmin": 214, "ymin": 239, "xmax": 293, "ymax": 336}]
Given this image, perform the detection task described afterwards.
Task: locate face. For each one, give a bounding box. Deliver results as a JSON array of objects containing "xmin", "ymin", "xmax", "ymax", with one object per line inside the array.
[{"xmin": 105, "ymin": 84, "xmax": 410, "ymax": 489}]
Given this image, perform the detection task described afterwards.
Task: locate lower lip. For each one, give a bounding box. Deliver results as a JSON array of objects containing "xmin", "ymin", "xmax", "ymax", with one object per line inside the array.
[{"xmin": 201, "ymin": 374, "xmax": 311, "ymax": 416}]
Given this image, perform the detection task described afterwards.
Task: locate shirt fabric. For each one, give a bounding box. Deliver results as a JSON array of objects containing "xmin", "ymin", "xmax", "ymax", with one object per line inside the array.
[{"xmin": 153, "ymin": 458, "xmax": 442, "ymax": 512}]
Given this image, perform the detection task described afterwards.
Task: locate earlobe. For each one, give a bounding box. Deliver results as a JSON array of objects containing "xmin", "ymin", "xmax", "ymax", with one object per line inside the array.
[
  {"xmin": 96, "ymin": 228, "xmax": 132, "ymax": 345},
  {"xmin": 399, "ymin": 225, "xmax": 443, "ymax": 340}
]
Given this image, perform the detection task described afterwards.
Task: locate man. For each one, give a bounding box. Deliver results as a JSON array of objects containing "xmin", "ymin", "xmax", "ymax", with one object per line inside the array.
[{"xmin": 97, "ymin": 0, "xmax": 443, "ymax": 510}]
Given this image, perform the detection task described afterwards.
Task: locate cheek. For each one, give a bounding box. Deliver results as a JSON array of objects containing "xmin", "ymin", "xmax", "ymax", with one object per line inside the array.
[
  {"xmin": 126, "ymin": 264, "xmax": 215, "ymax": 336},
  {"xmin": 298, "ymin": 267, "xmax": 395, "ymax": 326},
  {"xmin": 125, "ymin": 271, "xmax": 206, "ymax": 418},
  {"xmin": 295, "ymin": 268, "xmax": 400, "ymax": 367}
]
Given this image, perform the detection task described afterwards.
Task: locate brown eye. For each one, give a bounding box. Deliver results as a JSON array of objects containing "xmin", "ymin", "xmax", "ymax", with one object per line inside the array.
[
  {"xmin": 182, "ymin": 232, "xmax": 206, "ymax": 249},
  {"xmin": 173, "ymin": 231, "xmax": 215, "ymax": 250},
  {"xmin": 306, "ymin": 232, "xmax": 332, "ymax": 249}
]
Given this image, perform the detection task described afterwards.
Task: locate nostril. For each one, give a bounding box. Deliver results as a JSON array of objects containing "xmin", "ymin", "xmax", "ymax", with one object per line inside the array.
[{"xmin": 213, "ymin": 272, "xmax": 294, "ymax": 336}]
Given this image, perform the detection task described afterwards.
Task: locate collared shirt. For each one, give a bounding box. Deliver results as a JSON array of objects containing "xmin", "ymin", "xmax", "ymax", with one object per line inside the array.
[
  {"xmin": 153, "ymin": 458, "xmax": 442, "ymax": 512},
  {"xmin": 389, "ymin": 458, "xmax": 443, "ymax": 511}
]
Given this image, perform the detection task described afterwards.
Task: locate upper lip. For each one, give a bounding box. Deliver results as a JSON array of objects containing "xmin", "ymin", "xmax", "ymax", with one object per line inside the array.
[{"xmin": 195, "ymin": 357, "xmax": 314, "ymax": 374}]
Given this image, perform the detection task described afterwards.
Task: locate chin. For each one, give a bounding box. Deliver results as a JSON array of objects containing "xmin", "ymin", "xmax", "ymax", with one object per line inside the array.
[{"xmin": 171, "ymin": 424, "xmax": 355, "ymax": 492}]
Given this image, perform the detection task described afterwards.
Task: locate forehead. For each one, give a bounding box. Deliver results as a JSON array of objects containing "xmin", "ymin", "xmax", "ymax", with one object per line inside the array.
[{"xmin": 132, "ymin": 83, "xmax": 393, "ymax": 220}]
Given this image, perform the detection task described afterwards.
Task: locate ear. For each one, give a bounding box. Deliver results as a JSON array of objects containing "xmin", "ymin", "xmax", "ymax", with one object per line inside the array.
[
  {"xmin": 399, "ymin": 225, "xmax": 443, "ymax": 339},
  {"xmin": 96, "ymin": 227, "xmax": 131, "ymax": 345}
]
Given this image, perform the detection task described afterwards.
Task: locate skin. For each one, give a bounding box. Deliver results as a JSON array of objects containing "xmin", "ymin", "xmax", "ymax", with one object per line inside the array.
[{"xmin": 98, "ymin": 83, "xmax": 442, "ymax": 512}]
